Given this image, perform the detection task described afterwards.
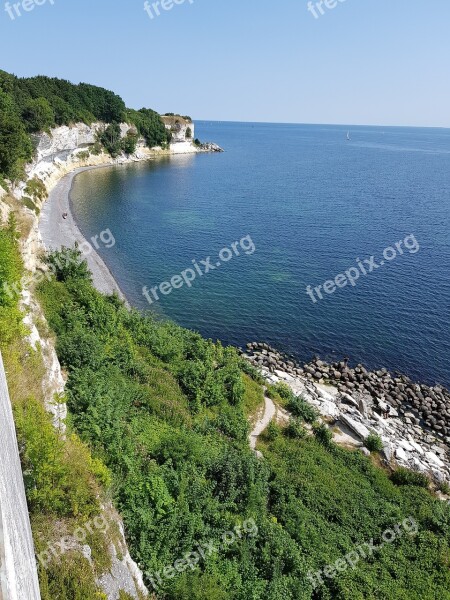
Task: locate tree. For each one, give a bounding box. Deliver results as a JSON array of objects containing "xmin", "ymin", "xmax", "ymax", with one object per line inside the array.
[
  {"xmin": 0, "ymin": 90, "xmax": 33, "ymax": 180},
  {"xmin": 45, "ymin": 247, "xmax": 92, "ymax": 283},
  {"xmin": 97, "ymin": 122, "xmax": 123, "ymax": 157},
  {"xmin": 22, "ymin": 97, "xmax": 54, "ymax": 133}
]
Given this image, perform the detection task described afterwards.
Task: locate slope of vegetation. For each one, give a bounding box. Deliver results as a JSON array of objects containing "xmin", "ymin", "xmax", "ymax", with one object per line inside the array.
[
  {"xmin": 0, "ymin": 70, "xmax": 170, "ymax": 181},
  {"xmin": 33, "ymin": 246, "xmax": 450, "ymax": 600},
  {"xmin": 0, "ymin": 219, "xmax": 132, "ymax": 599}
]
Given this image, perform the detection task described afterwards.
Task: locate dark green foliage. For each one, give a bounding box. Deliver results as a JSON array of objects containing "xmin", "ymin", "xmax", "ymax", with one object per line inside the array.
[
  {"xmin": 0, "ymin": 89, "xmax": 33, "ymax": 180},
  {"xmin": 265, "ymin": 421, "xmax": 281, "ymax": 441},
  {"xmin": 438, "ymin": 481, "xmax": 450, "ymax": 495},
  {"xmin": 97, "ymin": 122, "xmax": 123, "ymax": 158},
  {"xmin": 24, "ymin": 175, "xmax": 47, "ymax": 203},
  {"xmin": 391, "ymin": 467, "xmax": 430, "ymax": 488},
  {"xmin": 121, "ymin": 130, "xmax": 139, "ymax": 155},
  {"xmin": 45, "ymin": 247, "xmax": 92, "ymax": 282},
  {"xmin": 365, "ymin": 433, "xmax": 384, "ymax": 453},
  {"xmin": 285, "ymin": 417, "xmax": 307, "ymax": 439},
  {"xmin": 37, "ymin": 248, "xmax": 450, "ymax": 600},
  {"xmin": 312, "ymin": 422, "xmax": 333, "ymax": 447},
  {"xmin": 22, "ymin": 97, "xmax": 54, "ymax": 133},
  {"xmin": 127, "ymin": 108, "xmax": 171, "ymax": 147},
  {"xmin": 287, "ymin": 394, "xmax": 319, "ymax": 423}
]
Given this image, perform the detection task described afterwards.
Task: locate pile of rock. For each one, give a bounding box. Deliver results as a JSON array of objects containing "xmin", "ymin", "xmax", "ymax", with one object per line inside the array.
[
  {"xmin": 197, "ymin": 142, "xmax": 224, "ymax": 152},
  {"xmin": 242, "ymin": 343, "xmax": 450, "ymax": 446},
  {"xmin": 243, "ymin": 347, "xmax": 450, "ymax": 490}
]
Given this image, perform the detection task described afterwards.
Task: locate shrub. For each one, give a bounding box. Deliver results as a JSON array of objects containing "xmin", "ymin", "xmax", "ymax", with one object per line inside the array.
[
  {"xmin": 76, "ymin": 150, "xmax": 90, "ymax": 161},
  {"xmin": 265, "ymin": 421, "xmax": 281, "ymax": 441},
  {"xmin": 45, "ymin": 247, "xmax": 92, "ymax": 283},
  {"xmin": 14, "ymin": 396, "xmax": 102, "ymax": 517},
  {"xmin": 391, "ymin": 467, "xmax": 429, "ymax": 488},
  {"xmin": 214, "ymin": 405, "xmax": 250, "ymax": 442},
  {"xmin": 23, "ymin": 196, "xmax": 40, "ymax": 214},
  {"xmin": 97, "ymin": 122, "xmax": 123, "ymax": 157},
  {"xmin": 122, "ymin": 131, "xmax": 139, "ymax": 155},
  {"xmin": 285, "ymin": 418, "xmax": 307, "ymax": 439},
  {"xmin": 24, "ymin": 176, "xmax": 47, "ymax": 203},
  {"xmin": 287, "ymin": 395, "xmax": 318, "ymax": 423},
  {"xmin": 437, "ymin": 481, "xmax": 450, "ymax": 495},
  {"xmin": 271, "ymin": 382, "xmax": 292, "ymax": 402},
  {"xmin": 312, "ymin": 423, "xmax": 333, "ymax": 447},
  {"xmin": 365, "ymin": 433, "xmax": 384, "ymax": 453}
]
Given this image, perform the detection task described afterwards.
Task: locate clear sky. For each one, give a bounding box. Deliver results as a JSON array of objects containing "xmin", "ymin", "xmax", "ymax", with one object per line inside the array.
[{"xmin": 0, "ymin": 0, "xmax": 449, "ymax": 127}]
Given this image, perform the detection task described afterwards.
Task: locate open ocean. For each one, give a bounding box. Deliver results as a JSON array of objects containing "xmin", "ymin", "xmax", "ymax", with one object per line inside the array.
[{"xmin": 71, "ymin": 122, "xmax": 450, "ymax": 387}]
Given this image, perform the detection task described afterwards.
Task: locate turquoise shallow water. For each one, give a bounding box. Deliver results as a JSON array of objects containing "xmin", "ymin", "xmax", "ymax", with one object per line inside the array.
[{"xmin": 71, "ymin": 122, "xmax": 450, "ymax": 387}]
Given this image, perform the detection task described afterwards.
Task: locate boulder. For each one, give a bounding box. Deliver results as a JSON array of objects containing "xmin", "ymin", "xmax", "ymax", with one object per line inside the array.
[{"xmin": 339, "ymin": 414, "xmax": 371, "ymax": 441}]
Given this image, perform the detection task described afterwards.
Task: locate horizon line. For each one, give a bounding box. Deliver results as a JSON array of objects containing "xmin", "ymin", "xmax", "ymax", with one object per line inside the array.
[{"xmin": 192, "ymin": 119, "xmax": 450, "ymax": 130}]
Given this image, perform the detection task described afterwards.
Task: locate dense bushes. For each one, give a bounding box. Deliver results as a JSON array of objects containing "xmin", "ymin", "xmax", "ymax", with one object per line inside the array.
[
  {"xmin": 0, "ymin": 223, "xmax": 113, "ymax": 598},
  {"xmin": 35, "ymin": 247, "xmax": 450, "ymax": 599},
  {"xmin": 0, "ymin": 216, "xmax": 24, "ymax": 346},
  {"xmin": 0, "ymin": 70, "xmax": 171, "ymax": 180},
  {"xmin": 391, "ymin": 467, "xmax": 430, "ymax": 488}
]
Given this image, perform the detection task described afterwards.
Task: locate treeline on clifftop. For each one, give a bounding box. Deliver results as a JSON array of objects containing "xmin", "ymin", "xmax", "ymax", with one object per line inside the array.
[{"xmin": 0, "ymin": 69, "xmax": 170, "ymax": 181}]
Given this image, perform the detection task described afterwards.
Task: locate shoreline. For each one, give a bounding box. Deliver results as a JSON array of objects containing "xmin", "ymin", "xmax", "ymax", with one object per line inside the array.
[{"xmin": 39, "ymin": 165, "xmax": 130, "ymax": 303}]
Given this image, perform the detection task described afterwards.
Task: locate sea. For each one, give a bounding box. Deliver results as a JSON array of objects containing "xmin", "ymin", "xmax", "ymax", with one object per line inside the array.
[{"xmin": 70, "ymin": 122, "xmax": 450, "ymax": 387}]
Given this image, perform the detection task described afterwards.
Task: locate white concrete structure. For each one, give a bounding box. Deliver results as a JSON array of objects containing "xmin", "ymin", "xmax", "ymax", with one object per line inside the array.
[{"xmin": 0, "ymin": 351, "xmax": 41, "ymax": 600}]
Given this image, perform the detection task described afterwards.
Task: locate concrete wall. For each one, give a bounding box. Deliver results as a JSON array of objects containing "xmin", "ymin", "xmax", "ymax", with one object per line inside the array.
[{"xmin": 0, "ymin": 351, "xmax": 41, "ymax": 600}]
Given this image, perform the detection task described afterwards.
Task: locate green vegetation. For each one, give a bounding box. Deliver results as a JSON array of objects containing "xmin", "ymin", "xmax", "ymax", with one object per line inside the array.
[
  {"xmin": 162, "ymin": 113, "xmax": 192, "ymax": 122},
  {"xmin": 0, "ymin": 70, "xmax": 171, "ymax": 180},
  {"xmin": 391, "ymin": 467, "xmax": 430, "ymax": 488},
  {"xmin": 33, "ymin": 246, "xmax": 450, "ymax": 599},
  {"xmin": 365, "ymin": 433, "xmax": 384, "ymax": 453},
  {"xmin": 0, "ymin": 221, "xmax": 115, "ymax": 598}
]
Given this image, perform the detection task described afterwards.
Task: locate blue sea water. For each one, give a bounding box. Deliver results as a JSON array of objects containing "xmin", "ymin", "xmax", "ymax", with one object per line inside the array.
[{"xmin": 71, "ymin": 122, "xmax": 450, "ymax": 387}]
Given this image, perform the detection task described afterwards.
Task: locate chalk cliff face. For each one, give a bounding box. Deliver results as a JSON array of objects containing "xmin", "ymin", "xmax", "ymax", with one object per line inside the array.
[{"xmin": 160, "ymin": 114, "xmax": 195, "ymax": 142}]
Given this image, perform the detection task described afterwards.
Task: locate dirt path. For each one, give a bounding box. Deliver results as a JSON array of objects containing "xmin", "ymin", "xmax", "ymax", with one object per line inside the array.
[{"xmin": 249, "ymin": 395, "xmax": 276, "ymax": 454}]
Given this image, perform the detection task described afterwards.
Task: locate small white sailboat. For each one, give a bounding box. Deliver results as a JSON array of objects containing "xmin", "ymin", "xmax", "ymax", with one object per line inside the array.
[{"xmin": 346, "ymin": 131, "xmax": 351, "ymax": 141}]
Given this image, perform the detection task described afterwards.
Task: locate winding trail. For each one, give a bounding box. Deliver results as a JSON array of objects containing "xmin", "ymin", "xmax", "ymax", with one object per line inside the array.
[{"xmin": 249, "ymin": 395, "xmax": 276, "ymax": 453}]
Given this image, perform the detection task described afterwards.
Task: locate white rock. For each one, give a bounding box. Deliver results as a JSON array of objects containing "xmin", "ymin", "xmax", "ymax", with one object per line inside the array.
[
  {"xmin": 339, "ymin": 414, "xmax": 371, "ymax": 441},
  {"xmin": 395, "ymin": 447, "xmax": 409, "ymax": 461},
  {"xmin": 319, "ymin": 400, "xmax": 340, "ymax": 419},
  {"xmin": 274, "ymin": 370, "xmax": 294, "ymax": 382},
  {"xmin": 398, "ymin": 440, "xmax": 415, "ymax": 452},
  {"xmin": 408, "ymin": 439, "xmax": 425, "ymax": 455},
  {"xmin": 425, "ymin": 451, "xmax": 445, "ymax": 468}
]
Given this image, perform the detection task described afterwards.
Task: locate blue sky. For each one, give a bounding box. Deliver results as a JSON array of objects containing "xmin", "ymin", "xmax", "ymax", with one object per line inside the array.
[{"xmin": 0, "ymin": 0, "xmax": 449, "ymax": 126}]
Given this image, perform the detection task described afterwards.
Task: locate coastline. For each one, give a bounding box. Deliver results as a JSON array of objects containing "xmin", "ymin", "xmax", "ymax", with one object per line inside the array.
[
  {"xmin": 39, "ymin": 165, "xmax": 129, "ymax": 302},
  {"xmin": 36, "ymin": 147, "xmax": 449, "ymax": 489}
]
